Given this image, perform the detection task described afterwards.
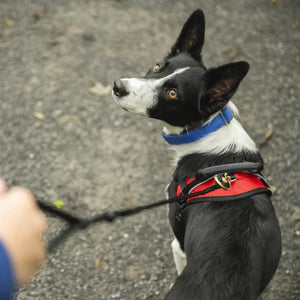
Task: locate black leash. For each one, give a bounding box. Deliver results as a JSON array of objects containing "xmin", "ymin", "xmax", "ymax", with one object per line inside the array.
[
  {"xmin": 38, "ymin": 162, "xmax": 264, "ymax": 253},
  {"xmin": 37, "ymin": 184, "xmax": 221, "ymax": 253}
]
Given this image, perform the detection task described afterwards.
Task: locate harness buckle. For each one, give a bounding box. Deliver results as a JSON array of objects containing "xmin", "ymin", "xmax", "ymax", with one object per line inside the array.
[{"xmin": 214, "ymin": 173, "xmax": 232, "ymax": 190}]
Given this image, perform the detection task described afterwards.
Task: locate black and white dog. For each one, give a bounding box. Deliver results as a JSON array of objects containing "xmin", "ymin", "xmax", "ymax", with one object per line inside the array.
[{"xmin": 112, "ymin": 9, "xmax": 281, "ymax": 300}]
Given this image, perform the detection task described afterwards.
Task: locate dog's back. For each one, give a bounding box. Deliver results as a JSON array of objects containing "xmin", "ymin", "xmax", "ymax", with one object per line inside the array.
[{"xmin": 166, "ymin": 153, "xmax": 281, "ymax": 300}]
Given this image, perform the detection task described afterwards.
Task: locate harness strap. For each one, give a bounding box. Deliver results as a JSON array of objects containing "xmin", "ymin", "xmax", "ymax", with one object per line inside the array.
[
  {"xmin": 177, "ymin": 172, "xmax": 271, "ymax": 202},
  {"xmin": 195, "ymin": 162, "xmax": 263, "ymax": 179},
  {"xmin": 172, "ymin": 172, "xmax": 271, "ymax": 228}
]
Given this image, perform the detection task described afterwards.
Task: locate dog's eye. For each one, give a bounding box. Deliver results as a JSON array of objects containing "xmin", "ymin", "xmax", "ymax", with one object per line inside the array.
[
  {"xmin": 152, "ymin": 64, "xmax": 161, "ymax": 72},
  {"xmin": 168, "ymin": 89, "xmax": 178, "ymax": 99}
]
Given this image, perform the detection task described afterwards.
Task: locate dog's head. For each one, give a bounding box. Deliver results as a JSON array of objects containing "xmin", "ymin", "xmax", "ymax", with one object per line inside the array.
[{"xmin": 113, "ymin": 9, "xmax": 249, "ymax": 128}]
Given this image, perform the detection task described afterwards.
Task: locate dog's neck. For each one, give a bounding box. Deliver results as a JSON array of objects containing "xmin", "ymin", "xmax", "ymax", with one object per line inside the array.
[{"xmin": 162, "ymin": 102, "xmax": 258, "ymax": 165}]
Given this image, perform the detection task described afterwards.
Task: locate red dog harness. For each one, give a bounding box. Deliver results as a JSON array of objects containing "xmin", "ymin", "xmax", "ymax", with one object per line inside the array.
[
  {"xmin": 169, "ymin": 162, "xmax": 272, "ymax": 251},
  {"xmin": 176, "ymin": 172, "xmax": 271, "ymax": 204}
]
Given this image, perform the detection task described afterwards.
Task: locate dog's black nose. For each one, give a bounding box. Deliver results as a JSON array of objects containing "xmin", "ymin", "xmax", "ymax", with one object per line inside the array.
[{"xmin": 113, "ymin": 80, "xmax": 129, "ymax": 97}]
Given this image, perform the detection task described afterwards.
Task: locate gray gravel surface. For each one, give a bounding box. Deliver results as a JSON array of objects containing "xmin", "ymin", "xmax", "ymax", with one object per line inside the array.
[{"xmin": 0, "ymin": 0, "xmax": 299, "ymax": 299}]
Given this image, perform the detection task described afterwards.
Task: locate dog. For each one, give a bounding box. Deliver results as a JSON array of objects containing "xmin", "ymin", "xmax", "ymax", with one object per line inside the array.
[{"xmin": 112, "ymin": 9, "xmax": 281, "ymax": 300}]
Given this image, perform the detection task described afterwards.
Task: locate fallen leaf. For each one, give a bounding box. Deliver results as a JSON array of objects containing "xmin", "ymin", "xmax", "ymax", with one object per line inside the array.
[
  {"xmin": 89, "ymin": 82, "xmax": 112, "ymax": 96},
  {"xmin": 58, "ymin": 115, "xmax": 79, "ymax": 131},
  {"xmin": 123, "ymin": 185, "xmax": 132, "ymax": 205},
  {"xmin": 259, "ymin": 128, "xmax": 273, "ymax": 147},
  {"xmin": 94, "ymin": 257, "xmax": 101, "ymax": 269},
  {"xmin": 53, "ymin": 200, "xmax": 64, "ymax": 209},
  {"xmin": 33, "ymin": 112, "xmax": 45, "ymax": 120},
  {"xmin": 290, "ymin": 206, "xmax": 300, "ymax": 222},
  {"xmin": 6, "ymin": 19, "xmax": 15, "ymax": 26},
  {"xmin": 67, "ymin": 25, "xmax": 83, "ymax": 36},
  {"xmin": 49, "ymin": 70, "xmax": 59, "ymax": 77},
  {"xmin": 82, "ymin": 33, "xmax": 95, "ymax": 42},
  {"xmin": 265, "ymin": 128, "xmax": 273, "ymax": 140},
  {"xmin": 33, "ymin": 9, "xmax": 45, "ymax": 22}
]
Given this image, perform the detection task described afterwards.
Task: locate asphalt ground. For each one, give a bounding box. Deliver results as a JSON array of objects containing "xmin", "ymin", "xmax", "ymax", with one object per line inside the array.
[{"xmin": 0, "ymin": 0, "xmax": 299, "ymax": 299}]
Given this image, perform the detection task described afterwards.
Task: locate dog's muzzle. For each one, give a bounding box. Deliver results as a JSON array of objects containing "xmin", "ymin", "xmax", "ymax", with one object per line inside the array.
[{"xmin": 113, "ymin": 80, "xmax": 129, "ymax": 97}]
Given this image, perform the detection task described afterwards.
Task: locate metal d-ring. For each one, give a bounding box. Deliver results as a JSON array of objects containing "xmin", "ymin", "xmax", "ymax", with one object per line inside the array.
[{"xmin": 214, "ymin": 173, "xmax": 232, "ymax": 190}]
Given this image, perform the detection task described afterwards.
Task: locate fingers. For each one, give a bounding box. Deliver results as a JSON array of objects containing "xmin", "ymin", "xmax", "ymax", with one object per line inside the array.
[
  {"xmin": 9, "ymin": 187, "xmax": 48, "ymax": 231},
  {"xmin": 0, "ymin": 178, "xmax": 7, "ymax": 196},
  {"xmin": 7, "ymin": 187, "xmax": 40, "ymax": 214},
  {"xmin": 8, "ymin": 187, "xmax": 35, "ymax": 202},
  {"xmin": 39, "ymin": 212, "xmax": 48, "ymax": 234}
]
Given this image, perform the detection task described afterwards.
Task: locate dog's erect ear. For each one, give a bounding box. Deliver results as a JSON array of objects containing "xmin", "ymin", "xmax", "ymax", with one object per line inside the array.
[
  {"xmin": 201, "ymin": 62, "xmax": 249, "ymax": 113},
  {"xmin": 167, "ymin": 9, "xmax": 205, "ymax": 60}
]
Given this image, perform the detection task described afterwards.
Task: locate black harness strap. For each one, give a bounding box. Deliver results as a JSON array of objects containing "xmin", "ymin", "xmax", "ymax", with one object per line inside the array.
[{"xmin": 195, "ymin": 162, "xmax": 262, "ymax": 179}]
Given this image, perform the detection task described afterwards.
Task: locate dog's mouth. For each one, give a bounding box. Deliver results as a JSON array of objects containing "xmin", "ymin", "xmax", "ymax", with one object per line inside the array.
[{"xmin": 112, "ymin": 91, "xmax": 131, "ymax": 114}]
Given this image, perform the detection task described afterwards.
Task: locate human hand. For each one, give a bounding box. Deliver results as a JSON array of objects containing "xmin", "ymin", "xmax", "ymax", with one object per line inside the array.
[{"xmin": 0, "ymin": 179, "xmax": 47, "ymax": 287}]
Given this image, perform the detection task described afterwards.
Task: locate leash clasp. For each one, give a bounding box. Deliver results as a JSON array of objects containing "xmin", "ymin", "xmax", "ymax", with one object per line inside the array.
[{"xmin": 214, "ymin": 173, "xmax": 232, "ymax": 190}]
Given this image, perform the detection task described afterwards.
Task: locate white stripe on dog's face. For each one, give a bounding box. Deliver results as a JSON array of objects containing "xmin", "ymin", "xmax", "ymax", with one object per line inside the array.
[{"xmin": 113, "ymin": 67, "xmax": 189, "ymax": 116}]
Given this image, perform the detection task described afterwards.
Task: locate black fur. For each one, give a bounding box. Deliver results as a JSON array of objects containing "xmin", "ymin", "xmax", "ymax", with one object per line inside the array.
[
  {"xmin": 166, "ymin": 9, "xmax": 205, "ymax": 63},
  {"xmin": 142, "ymin": 10, "xmax": 249, "ymax": 130},
  {"xmin": 113, "ymin": 8, "xmax": 281, "ymax": 300},
  {"xmin": 145, "ymin": 57, "xmax": 250, "ymax": 128},
  {"xmin": 166, "ymin": 152, "xmax": 281, "ymax": 299}
]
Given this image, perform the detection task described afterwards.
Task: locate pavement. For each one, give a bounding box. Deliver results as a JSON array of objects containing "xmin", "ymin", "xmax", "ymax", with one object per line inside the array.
[{"xmin": 0, "ymin": 0, "xmax": 299, "ymax": 299}]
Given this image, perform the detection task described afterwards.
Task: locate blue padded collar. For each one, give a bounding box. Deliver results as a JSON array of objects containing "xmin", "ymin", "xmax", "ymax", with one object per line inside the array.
[{"xmin": 161, "ymin": 107, "xmax": 233, "ymax": 145}]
